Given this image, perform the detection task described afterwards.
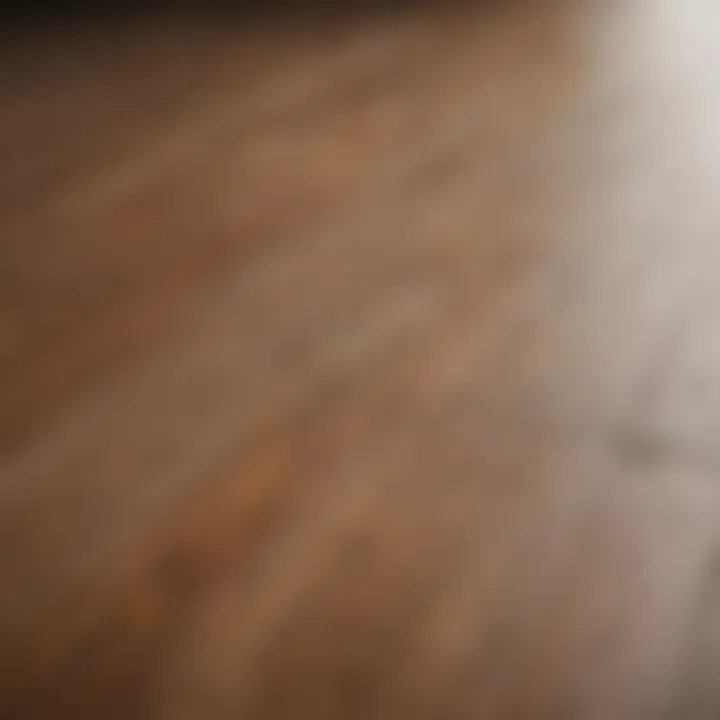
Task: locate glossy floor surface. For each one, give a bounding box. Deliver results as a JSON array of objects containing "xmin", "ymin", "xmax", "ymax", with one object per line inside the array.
[{"xmin": 3, "ymin": 1, "xmax": 720, "ymax": 717}]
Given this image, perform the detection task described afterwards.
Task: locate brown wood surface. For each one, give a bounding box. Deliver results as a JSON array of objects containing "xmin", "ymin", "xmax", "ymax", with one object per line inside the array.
[{"xmin": 3, "ymin": 1, "xmax": 720, "ymax": 717}]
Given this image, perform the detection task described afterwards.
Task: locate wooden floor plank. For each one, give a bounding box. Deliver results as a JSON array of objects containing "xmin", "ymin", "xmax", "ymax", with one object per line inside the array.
[{"xmin": 4, "ymin": 1, "xmax": 720, "ymax": 717}]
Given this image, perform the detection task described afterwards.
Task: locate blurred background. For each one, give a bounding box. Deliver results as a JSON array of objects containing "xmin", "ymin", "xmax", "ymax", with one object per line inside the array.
[{"xmin": 3, "ymin": 1, "xmax": 720, "ymax": 718}]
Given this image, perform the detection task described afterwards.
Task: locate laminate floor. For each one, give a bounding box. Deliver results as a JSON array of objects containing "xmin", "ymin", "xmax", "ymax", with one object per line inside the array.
[{"xmin": 3, "ymin": 1, "xmax": 720, "ymax": 717}]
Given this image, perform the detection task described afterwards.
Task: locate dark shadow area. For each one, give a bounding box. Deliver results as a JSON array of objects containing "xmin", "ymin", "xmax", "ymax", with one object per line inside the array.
[{"xmin": 1, "ymin": 0, "xmax": 488, "ymax": 33}]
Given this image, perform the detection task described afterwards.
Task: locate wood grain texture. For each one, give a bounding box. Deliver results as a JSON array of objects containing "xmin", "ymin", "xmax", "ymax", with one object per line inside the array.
[{"xmin": 3, "ymin": 1, "xmax": 720, "ymax": 717}]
